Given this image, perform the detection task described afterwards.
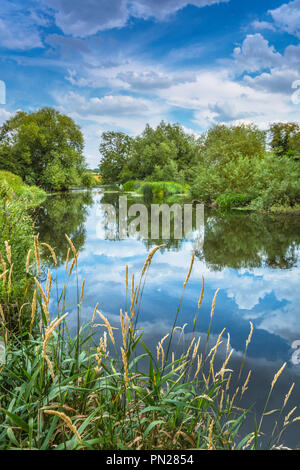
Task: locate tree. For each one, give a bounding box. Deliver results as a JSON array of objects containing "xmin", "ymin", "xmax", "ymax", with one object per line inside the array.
[
  {"xmin": 0, "ymin": 107, "xmax": 86, "ymax": 190},
  {"xmin": 269, "ymin": 122, "xmax": 300, "ymax": 158},
  {"xmin": 99, "ymin": 131, "xmax": 134, "ymax": 184},
  {"xmin": 201, "ymin": 123, "xmax": 266, "ymax": 166},
  {"xmin": 129, "ymin": 121, "xmax": 196, "ymax": 180}
]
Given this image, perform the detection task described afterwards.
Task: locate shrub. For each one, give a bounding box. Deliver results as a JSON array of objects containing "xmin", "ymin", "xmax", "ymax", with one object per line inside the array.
[{"xmin": 216, "ymin": 193, "xmax": 253, "ymax": 209}]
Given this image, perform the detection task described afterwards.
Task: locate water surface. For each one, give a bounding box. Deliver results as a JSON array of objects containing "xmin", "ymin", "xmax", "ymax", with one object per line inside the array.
[{"xmin": 34, "ymin": 189, "xmax": 300, "ymax": 447}]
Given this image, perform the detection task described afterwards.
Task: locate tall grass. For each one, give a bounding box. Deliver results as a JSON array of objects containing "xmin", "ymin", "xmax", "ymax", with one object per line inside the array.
[{"xmin": 0, "ymin": 238, "xmax": 298, "ymax": 450}]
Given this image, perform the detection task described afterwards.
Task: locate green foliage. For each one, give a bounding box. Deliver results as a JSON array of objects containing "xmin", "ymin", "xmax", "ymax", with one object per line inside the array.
[
  {"xmin": 0, "ymin": 171, "xmax": 46, "ymax": 207},
  {"xmin": 268, "ymin": 122, "xmax": 300, "ymax": 158},
  {"xmin": 216, "ymin": 193, "xmax": 252, "ymax": 209},
  {"xmin": 201, "ymin": 123, "xmax": 266, "ymax": 166},
  {"xmin": 138, "ymin": 181, "xmax": 189, "ymax": 200},
  {"xmin": 122, "ymin": 180, "xmax": 142, "ymax": 192},
  {"xmin": 99, "ymin": 131, "xmax": 134, "ymax": 184},
  {"xmin": 0, "ymin": 108, "xmax": 87, "ymax": 191},
  {"xmin": 99, "ymin": 122, "xmax": 196, "ymax": 184},
  {"xmin": 0, "ymin": 172, "xmax": 44, "ymax": 325}
]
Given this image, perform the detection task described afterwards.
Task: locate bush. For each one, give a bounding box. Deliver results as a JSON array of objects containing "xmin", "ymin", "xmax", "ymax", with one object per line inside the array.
[
  {"xmin": 123, "ymin": 180, "xmax": 142, "ymax": 192},
  {"xmin": 216, "ymin": 193, "xmax": 253, "ymax": 209}
]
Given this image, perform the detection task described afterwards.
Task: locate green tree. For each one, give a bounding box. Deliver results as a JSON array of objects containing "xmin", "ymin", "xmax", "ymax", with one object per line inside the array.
[
  {"xmin": 99, "ymin": 131, "xmax": 134, "ymax": 184},
  {"xmin": 269, "ymin": 122, "xmax": 300, "ymax": 158},
  {"xmin": 201, "ymin": 123, "xmax": 266, "ymax": 166},
  {"xmin": 0, "ymin": 107, "xmax": 86, "ymax": 190},
  {"xmin": 129, "ymin": 121, "xmax": 196, "ymax": 180}
]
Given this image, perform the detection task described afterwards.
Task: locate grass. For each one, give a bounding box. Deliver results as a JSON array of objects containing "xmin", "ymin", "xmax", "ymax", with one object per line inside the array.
[
  {"xmin": 0, "ymin": 237, "xmax": 299, "ymax": 450},
  {"xmin": 0, "ymin": 171, "xmax": 46, "ymax": 208},
  {"xmin": 123, "ymin": 181, "xmax": 189, "ymax": 199}
]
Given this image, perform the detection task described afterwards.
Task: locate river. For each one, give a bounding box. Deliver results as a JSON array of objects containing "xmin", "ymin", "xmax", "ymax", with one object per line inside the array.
[{"xmin": 34, "ymin": 188, "xmax": 300, "ymax": 448}]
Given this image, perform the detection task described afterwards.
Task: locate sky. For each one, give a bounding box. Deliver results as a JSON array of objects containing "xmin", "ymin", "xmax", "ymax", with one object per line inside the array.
[{"xmin": 1, "ymin": 0, "xmax": 300, "ymax": 168}]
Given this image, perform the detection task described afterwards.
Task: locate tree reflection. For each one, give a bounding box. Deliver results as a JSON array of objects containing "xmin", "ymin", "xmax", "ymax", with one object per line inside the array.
[
  {"xmin": 32, "ymin": 190, "xmax": 93, "ymax": 266},
  {"xmin": 201, "ymin": 211, "xmax": 300, "ymax": 270}
]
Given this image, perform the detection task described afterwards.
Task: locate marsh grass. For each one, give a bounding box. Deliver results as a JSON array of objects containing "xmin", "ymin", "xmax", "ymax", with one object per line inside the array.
[{"xmin": 0, "ymin": 238, "xmax": 299, "ymax": 450}]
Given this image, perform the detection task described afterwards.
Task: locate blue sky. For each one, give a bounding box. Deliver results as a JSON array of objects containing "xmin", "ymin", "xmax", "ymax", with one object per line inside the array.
[{"xmin": 1, "ymin": 0, "xmax": 300, "ymax": 167}]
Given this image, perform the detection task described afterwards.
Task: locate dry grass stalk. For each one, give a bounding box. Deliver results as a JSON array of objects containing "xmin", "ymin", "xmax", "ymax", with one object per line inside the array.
[
  {"xmin": 271, "ymin": 363, "xmax": 287, "ymax": 391},
  {"xmin": 43, "ymin": 410, "xmax": 82, "ymax": 446},
  {"xmin": 96, "ymin": 310, "xmax": 116, "ymax": 346},
  {"xmin": 284, "ymin": 406, "xmax": 297, "ymax": 426},
  {"xmin": 184, "ymin": 253, "xmax": 195, "ymax": 288},
  {"xmin": 283, "ymin": 383, "xmax": 295, "ymax": 409},
  {"xmin": 241, "ymin": 370, "xmax": 252, "ymax": 397},
  {"xmin": 0, "ymin": 270, "xmax": 8, "ymax": 283},
  {"xmin": 30, "ymin": 290, "xmax": 37, "ymax": 333},
  {"xmin": 157, "ymin": 334, "xmax": 169, "ymax": 367},
  {"xmin": 34, "ymin": 235, "xmax": 41, "ymax": 277},
  {"xmin": 42, "ymin": 313, "xmax": 68, "ymax": 382},
  {"xmin": 193, "ymin": 354, "xmax": 202, "ymax": 379},
  {"xmin": 91, "ymin": 303, "xmax": 99, "ymax": 323},
  {"xmin": 65, "ymin": 234, "xmax": 78, "ymax": 266},
  {"xmin": 41, "ymin": 243, "xmax": 57, "ymax": 266},
  {"xmin": 68, "ymin": 257, "xmax": 76, "ymax": 277},
  {"xmin": 246, "ymin": 322, "xmax": 254, "ymax": 349},
  {"xmin": 198, "ymin": 276, "xmax": 204, "ymax": 309},
  {"xmin": 25, "ymin": 249, "xmax": 32, "ymax": 274},
  {"xmin": 4, "ymin": 241, "xmax": 11, "ymax": 265},
  {"xmin": 210, "ymin": 289, "xmax": 220, "ymax": 319},
  {"xmin": 141, "ymin": 244, "xmax": 166, "ymax": 276},
  {"xmin": 121, "ymin": 347, "xmax": 128, "ymax": 389},
  {"xmin": 0, "ymin": 304, "xmax": 5, "ymax": 324},
  {"xmin": 65, "ymin": 248, "xmax": 70, "ymax": 273},
  {"xmin": 8, "ymin": 264, "xmax": 13, "ymax": 293},
  {"xmin": 80, "ymin": 279, "xmax": 85, "ymax": 304},
  {"xmin": 34, "ymin": 277, "xmax": 48, "ymax": 306}
]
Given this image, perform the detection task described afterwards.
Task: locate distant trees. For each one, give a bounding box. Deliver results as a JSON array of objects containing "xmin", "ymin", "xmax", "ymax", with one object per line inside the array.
[
  {"xmin": 99, "ymin": 131, "xmax": 134, "ymax": 184},
  {"xmin": 0, "ymin": 107, "xmax": 88, "ymax": 191},
  {"xmin": 268, "ymin": 122, "xmax": 300, "ymax": 158},
  {"xmin": 98, "ymin": 120, "xmax": 300, "ymax": 211},
  {"xmin": 99, "ymin": 121, "xmax": 197, "ymax": 184}
]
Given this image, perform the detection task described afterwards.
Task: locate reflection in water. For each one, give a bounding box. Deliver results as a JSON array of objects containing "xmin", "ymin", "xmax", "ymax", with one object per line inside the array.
[
  {"xmin": 38, "ymin": 189, "xmax": 300, "ymax": 446},
  {"xmin": 32, "ymin": 190, "xmax": 93, "ymax": 265},
  {"xmin": 201, "ymin": 211, "xmax": 300, "ymax": 271}
]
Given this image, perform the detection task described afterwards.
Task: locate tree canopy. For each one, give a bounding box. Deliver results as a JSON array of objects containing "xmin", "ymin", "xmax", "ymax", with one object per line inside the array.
[{"xmin": 0, "ymin": 107, "xmax": 87, "ymax": 190}]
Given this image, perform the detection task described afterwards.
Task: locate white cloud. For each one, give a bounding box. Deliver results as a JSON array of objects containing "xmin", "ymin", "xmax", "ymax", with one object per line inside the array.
[
  {"xmin": 269, "ymin": 0, "xmax": 300, "ymax": 38},
  {"xmin": 0, "ymin": 108, "xmax": 12, "ymax": 125},
  {"xmin": 251, "ymin": 20, "xmax": 276, "ymax": 32},
  {"xmin": 233, "ymin": 34, "xmax": 282, "ymax": 73},
  {"xmin": 0, "ymin": 17, "xmax": 44, "ymax": 50},
  {"xmin": 42, "ymin": 0, "xmax": 229, "ymax": 37},
  {"xmin": 56, "ymin": 91, "xmax": 159, "ymax": 117}
]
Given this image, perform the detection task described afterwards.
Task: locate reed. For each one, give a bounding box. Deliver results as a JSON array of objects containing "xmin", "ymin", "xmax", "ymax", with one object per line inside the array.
[{"xmin": 0, "ymin": 239, "xmax": 298, "ymax": 450}]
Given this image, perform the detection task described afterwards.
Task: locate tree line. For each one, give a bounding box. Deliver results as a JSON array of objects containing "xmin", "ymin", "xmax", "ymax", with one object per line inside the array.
[
  {"xmin": 99, "ymin": 120, "xmax": 300, "ymax": 210},
  {"xmin": 0, "ymin": 107, "xmax": 299, "ymax": 209}
]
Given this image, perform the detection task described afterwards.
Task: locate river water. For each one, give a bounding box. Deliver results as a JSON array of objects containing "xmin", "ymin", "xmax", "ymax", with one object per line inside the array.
[{"xmin": 34, "ymin": 188, "xmax": 300, "ymax": 448}]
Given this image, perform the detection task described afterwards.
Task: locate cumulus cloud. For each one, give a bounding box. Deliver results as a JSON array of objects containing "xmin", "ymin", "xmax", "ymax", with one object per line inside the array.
[
  {"xmin": 56, "ymin": 91, "xmax": 153, "ymax": 117},
  {"xmin": 244, "ymin": 68, "xmax": 300, "ymax": 95},
  {"xmin": 158, "ymin": 68, "xmax": 300, "ymax": 127},
  {"xmin": 233, "ymin": 34, "xmax": 282, "ymax": 73},
  {"xmin": 269, "ymin": 0, "xmax": 300, "ymax": 38},
  {"xmin": 42, "ymin": 0, "xmax": 229, "ymax": 37}
]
